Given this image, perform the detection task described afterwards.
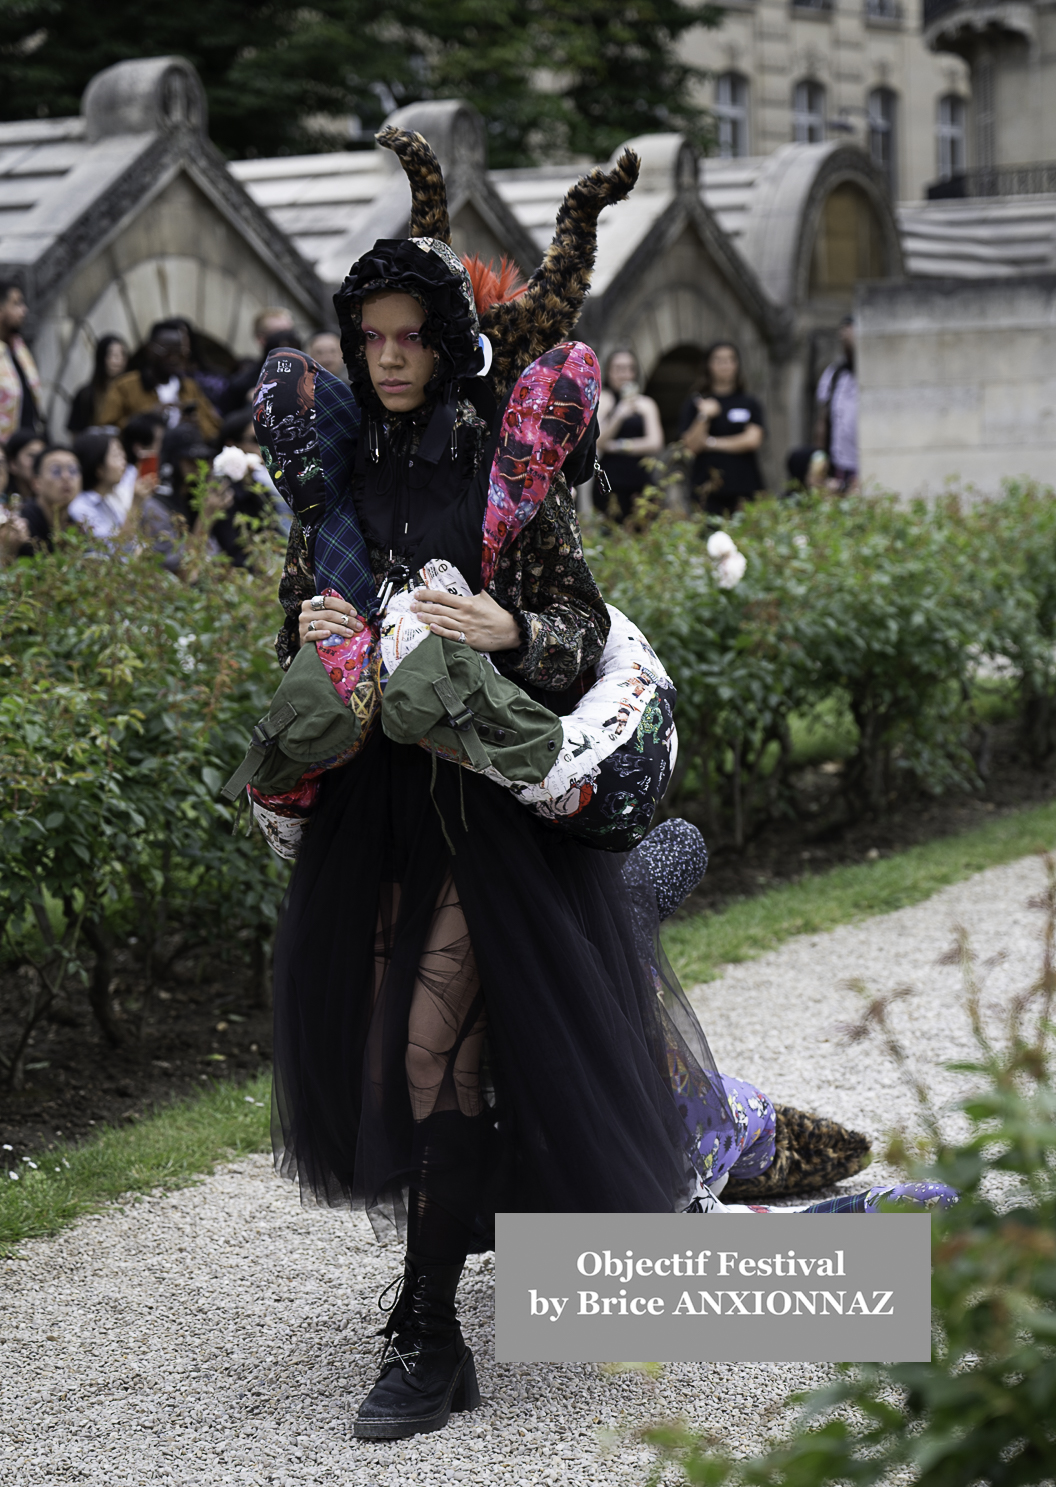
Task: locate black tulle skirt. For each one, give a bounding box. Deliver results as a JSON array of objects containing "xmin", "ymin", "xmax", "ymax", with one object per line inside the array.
[{"xmin": 271, "ymin": 725, "xmax": 731, "ymax": 1249}]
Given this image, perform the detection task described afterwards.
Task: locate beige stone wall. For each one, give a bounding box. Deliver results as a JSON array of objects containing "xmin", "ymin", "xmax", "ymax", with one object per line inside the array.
[
  {"xmin": 858, "ymin": 275, "xmax": 1056, "ymax": 494},
  {"xmin": 683, "ymin": 0, "xmax": 970, "ymax": 202},
  {"xmin": 37, "ymin": 171, "xmax": 318, "ymax": 436}
]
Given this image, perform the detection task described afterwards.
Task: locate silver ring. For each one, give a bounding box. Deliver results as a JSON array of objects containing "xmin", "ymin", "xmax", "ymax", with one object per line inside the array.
[
  {"xmin": 310, "ymin": 595, "xmax": 326, "ymax": 611},
  {"xmin": 458, "ymin": 630, "xmax": 466, "ymax": 644},
  {"xmin": 308, "ymin": 620, "xmax": 317, "ymax": 632}
]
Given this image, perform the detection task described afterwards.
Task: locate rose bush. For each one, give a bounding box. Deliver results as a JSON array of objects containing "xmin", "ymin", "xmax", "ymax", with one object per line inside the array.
[{"xmin": 0, "ymin": 530, "xmax": 288, "ymax": 1088}]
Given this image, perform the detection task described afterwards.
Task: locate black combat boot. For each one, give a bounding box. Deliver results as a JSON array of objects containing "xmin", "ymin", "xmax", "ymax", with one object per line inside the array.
[{"xmin": 353, "ymin": 1251, "xmax": 481, "ymax": 1440}]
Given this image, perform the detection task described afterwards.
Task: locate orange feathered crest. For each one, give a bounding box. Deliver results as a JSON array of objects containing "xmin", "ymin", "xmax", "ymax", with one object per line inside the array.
[{"xmin": 461, "ymin": 255, "xmax": 528, "ymax": 316}]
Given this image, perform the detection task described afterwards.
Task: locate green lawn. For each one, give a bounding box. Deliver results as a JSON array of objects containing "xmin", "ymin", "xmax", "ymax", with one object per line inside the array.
[
  {"xmin": 5, "ymin": 796, "xmax": 1056, "ymax": 1255},
  {"xmin": 1, "ymin": 1072, "xmax": 271, "ymax": 1255},
  {"xmin": 663, "ymin": 798, "xmax": 1056, "ymax": 986}
]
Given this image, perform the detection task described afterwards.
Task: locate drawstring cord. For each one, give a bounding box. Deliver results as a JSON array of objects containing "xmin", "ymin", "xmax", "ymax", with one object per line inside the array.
[{"xmin": 429, "ymin": 746, "xmax": 457, "ymax": 856}]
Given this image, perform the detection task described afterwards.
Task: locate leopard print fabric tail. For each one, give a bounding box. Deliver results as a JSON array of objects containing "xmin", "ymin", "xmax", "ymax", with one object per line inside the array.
[
  {"xmin": 375, "ymin": 126, "xmax": 451, "ymax": 243},
  {"xmin": 482, "ymin": 150, "xmax": 640, "ymax": 400}
]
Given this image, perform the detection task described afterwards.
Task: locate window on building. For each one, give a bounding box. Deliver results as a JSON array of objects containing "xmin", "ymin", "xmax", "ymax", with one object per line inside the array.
[
  {"xmin": 793, "ymin": 81, "xmax": 827, "ymax": 144},
  {"xmin": 936, "ymin": 94, "xmax": 966, "ymax": 180},
  {"xmin": 808, "ymin": 183, "xmax": 887, "ymax": 296},
  {"xmin": 715, "ymin": 73, "xmax": 750, "ymax": 158},
  {"xmin": 868, "ymin": 87, "xmax": 897, "ymax": 195}
]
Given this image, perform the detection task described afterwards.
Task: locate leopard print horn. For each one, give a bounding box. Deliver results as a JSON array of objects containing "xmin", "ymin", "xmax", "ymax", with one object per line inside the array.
[
  {"xmin": 481, "ymin": 149, "xmax": 641, "ymax": 402},
  {"xmin": 375, "ymin": 126, "xmax": 452, "ymax": 245}
]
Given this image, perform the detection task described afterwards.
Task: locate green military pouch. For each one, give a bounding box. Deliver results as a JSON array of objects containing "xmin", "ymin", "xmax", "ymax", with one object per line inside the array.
[
  {"xmin": 381, "ymin": 633, "xmax": 563, "ymax": 784},
  {"xmin": 221, "ymin": 641, "xmax": 378, "ymax": 800}
]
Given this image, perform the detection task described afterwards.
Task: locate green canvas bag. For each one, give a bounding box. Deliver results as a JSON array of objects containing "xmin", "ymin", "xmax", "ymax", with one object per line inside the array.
[
  {"xmin": 381, "ymin": 633, "xmax": 563, "ymax": 783},
  {"xmin": 220, "ymin": 640, "xmax": 379, "ymax": 801}
]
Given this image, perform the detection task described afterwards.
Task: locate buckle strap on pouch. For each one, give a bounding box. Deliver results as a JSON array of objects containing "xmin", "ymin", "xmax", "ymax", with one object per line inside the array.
[
  {"xmin": 220, "ymin": 700, "xmax": 299, "ymax": 801},
  {"xmin": 430, "ymin": 679, "xmax": 491, "ymax": 771}
]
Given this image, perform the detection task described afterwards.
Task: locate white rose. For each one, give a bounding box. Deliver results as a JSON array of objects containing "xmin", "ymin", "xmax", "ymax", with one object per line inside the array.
[
  {"xmin": 212, "ymin": 445, "xmax": 250, "ymax": 482},
  {"xmin": 715, "ymin": 549, "xmax": 747, "ymax": 589},
  {"xmin": 706, "ymin": 530, "xmax": 736, "ymax": 560}
]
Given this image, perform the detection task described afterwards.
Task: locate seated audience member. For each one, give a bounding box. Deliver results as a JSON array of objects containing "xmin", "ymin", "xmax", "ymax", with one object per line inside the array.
[
  {"xmin": 141, "ymin": 423, "xmax": 231, "ymax": 574},
  {"xmin": 69, "ymin": 429, "xmax": 155, "ymax": 539},
  {"xmin": 98, "ymin": 320, "xmax": 220, "ymax": 439},
  {"xmin": 18, "ymin": 444, "xmax": 81, "ymax": 554},
  {"xmin": 67, "ymin": 335, "xmax": 129, "ymax": 434},
  {"xmin": 304, "ymin": 330, "xmax": 347, "ymax": 382},
  {"xmin": 6, "ymin": 428, "xmax": 45, "ymax": 503},
  {"xmin": 784, "ymin": 446, "xmax": 830, "ymax": 496},
  {"xmin": 210, "ymin": 408, "xmax": 279, "ymax": 566}
]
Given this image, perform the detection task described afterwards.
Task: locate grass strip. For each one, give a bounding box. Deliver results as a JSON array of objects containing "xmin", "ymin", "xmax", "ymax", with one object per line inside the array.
[
  {"xmin": 663, "ymin": 798, "xmax": 1056, "ymax": 987},
  {"xmin": 1, "ymin": 1072, "xmax": 271, "ymax": 1255}
]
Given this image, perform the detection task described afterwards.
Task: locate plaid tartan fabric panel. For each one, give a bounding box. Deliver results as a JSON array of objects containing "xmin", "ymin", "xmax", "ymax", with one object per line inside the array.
[{"xmin": 313, "ymin": 370, "xmax": 375, "ymax": 616}]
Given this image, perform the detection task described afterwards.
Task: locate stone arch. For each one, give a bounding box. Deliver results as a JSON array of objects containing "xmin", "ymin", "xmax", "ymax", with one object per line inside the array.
[{"xmin": 739, "ymin": 142, "xmax": 903, "ymax": 309}]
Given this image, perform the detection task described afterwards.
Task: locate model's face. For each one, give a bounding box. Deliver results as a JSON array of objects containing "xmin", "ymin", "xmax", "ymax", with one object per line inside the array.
[
  {"xmin": 0, "ymin": 288, "xmax": 27, "ymax": 337},
  {"xmin": 34, "ymin": 450, "xmax": 81, "ymax": 512},
  {"xmin": 308, "ymin": 332, "xmax": 345, "ymax": 378},
  {"xmin": 362, "ymin": 292, "xmax": 435, "ymax": 413},
  {"xmin": 100, "ymin": 437, "xmax": 127, "ymax": 490},
  {"xmin": 708, "ymin": 346, "xmax": 739, "ymax": 390},
  {"xmin": 105, "ymin": 339, "xmax": 128, "ymax": 379},
  {"xmin": 608, "ymin": 352, "xmax": 638, "ymax": 390}
]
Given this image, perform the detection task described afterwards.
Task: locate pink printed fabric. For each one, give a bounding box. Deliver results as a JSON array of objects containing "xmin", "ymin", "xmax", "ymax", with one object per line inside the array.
[
  {"xmin": 314, "ymin": 587, "xmax": 375, "ymax": 704},
  {"xmin": 481, "ymin": 341, "xmax": 600, "ymax": 589}
]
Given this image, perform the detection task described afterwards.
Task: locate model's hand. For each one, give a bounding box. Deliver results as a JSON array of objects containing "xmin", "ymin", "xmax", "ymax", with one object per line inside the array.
[
  {"xmin": 299, "ymin": 592, "xmax": 364, "ymax": 647},
  {"xmin": 410, "ymin": 588, "xmax": 521, "ymax": 651}
]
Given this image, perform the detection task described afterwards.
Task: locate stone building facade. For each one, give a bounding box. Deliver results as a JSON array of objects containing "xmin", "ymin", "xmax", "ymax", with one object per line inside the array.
[
  {"xmin": 684, "ymin": 0, "xmax": 970, "ymax": 202},
  {"xmin": 0, "ymin": 57, "xmax": 325, "ymax": 437}
]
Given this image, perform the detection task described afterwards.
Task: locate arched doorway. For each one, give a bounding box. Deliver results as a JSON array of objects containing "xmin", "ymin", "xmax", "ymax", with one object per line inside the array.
[
  {"xmin": 808, "ymin": 183, "xmax": 887, "ymax": 298},
  {"xmin": 644, "ymin": 343, "xmax": 706, "ymax": 443}
]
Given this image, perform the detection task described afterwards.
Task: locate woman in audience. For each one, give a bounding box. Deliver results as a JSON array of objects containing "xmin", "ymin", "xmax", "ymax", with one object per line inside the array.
[{"xmin": 67, "ymin": 334, "xmax": 129, "ymax": 434}]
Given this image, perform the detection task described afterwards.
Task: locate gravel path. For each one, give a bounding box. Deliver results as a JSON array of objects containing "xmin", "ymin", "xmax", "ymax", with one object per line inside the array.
[{"xmin": 2, "ymin": 854, "xmax": 1047, "ymax": 1487}]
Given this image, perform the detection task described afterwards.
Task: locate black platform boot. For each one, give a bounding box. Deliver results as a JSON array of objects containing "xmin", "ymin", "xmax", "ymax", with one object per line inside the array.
[{"xmin": 354, "ymin": 1251, "xmax": 481, "ymax": 1440}]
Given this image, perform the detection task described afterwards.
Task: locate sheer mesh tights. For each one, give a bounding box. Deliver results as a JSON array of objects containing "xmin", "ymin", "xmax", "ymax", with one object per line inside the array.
[
  {"xmin": 373, "ymin": 876, "xmax": 488, "ymax": 1262},
  {"xmin": 371, "ymin": 878, "xmax": 486, "ymax": 1118}
]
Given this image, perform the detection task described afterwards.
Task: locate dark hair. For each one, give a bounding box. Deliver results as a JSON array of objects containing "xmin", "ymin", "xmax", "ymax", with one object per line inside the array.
[
  {"xmin": 32, "ymin": 443, "xmax": 76, "ymax": 476},
  {"xmin": 0, "ymin": 278, "xmax": 22, "ymax": 306},
  {"xmin": 5, "ymin": 428, "xmax": 45, "ymax": 464},
  {"xmin": 121, "ymin": 411, "xmax": 166, "ymax": 462},
  {"xmin": 91, "ymin": 334, "xmax": 128, "ymax": 395},
  {"xmin": 693, "ymin": 340, "xmax": 745, "ymax": 397},
  {"xmin": 261, "ymin": 328, "xmax": 301, "ymax": 356},
  {"xmin": 149, "ymin": 318, "xmax": 188, "ymax": 342},
  {"xmin": 786, "ymin": 446, "xmax": 813, "ymax": 485},
  {"xmin": 219, "ymin": 408, "xmax": 254, "ymax": 447},
  {"xmin": 73, "ymin": 430, "xmax": 119, "ymax": 491},
  {"xmin": 603, "ymin": 347, "xmax": 639, "ymax": 391}
]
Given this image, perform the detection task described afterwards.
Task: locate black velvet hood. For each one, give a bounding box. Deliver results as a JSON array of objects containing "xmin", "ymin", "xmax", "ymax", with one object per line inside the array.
[{"xmin": 333, "ymin": 236, "xmax": 486, "ymax": 461}]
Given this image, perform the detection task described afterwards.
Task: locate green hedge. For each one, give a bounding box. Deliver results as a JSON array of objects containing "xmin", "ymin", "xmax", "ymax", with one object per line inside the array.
[
  {"xmin": 0, "ymin": 532, "xmax": 288, "ymax": 1084},
  {"xmin": 589, "ymin": 484, "xmax": 1056, "ymax": 842}
]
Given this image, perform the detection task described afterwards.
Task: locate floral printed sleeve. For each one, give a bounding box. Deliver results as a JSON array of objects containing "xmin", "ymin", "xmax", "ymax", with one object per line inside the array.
[
  {"xmin": 276, "ymin": 518, "xmax": 315, "ymax": 671},
  {"xmin": 489, "ymin": 474, "xmax": 610, "ymax": 691}
]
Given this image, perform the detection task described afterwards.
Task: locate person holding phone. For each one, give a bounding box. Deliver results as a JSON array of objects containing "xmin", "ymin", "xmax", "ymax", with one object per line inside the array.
[
  {"xmin": 677, "ymin": 340, "xmax": 766, "ymax": 515},
  {"xmin": 595, "ymin": 348, "xmax": 664, "ymax": 520}
]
